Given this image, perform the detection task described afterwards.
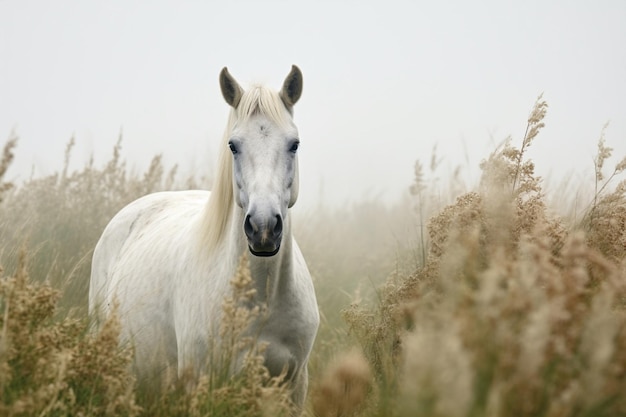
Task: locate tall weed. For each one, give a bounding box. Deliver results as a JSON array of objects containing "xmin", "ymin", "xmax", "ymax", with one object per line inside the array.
[
  {"xmin": 0, "ymin": 135, "xmax": 184, "ymax": 314},
  {"xmin": 338, "ymin": 96, "xmax": 626, "ymax": 417},
  {"xmin": 0, "ymin": 252, "xmax": 140, "ymax": 416}
]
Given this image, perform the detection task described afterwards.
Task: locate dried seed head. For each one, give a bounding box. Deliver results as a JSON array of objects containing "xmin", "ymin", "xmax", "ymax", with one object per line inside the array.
[{"xmin": 311, "ymin": 350, "xmax": 372, "ymax": 417}]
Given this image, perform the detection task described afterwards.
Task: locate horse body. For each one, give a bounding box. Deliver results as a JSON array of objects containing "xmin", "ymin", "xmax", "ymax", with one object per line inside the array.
[{"xmin": 89, "ymin": 66, "xmax": 319, "ymax": 410}]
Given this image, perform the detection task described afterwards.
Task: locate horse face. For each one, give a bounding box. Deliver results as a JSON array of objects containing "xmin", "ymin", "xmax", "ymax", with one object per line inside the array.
[
  {"xmin": 228, "ymin": 115, "xmax": 299, "ymax": 256},
  {"xmin": 220, "ymin": 66, "xmax": 303, "ymax": 257}
]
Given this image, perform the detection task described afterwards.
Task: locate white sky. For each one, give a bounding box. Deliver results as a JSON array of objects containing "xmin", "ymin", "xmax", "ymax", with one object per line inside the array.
[{"xmin": 1, "ymin": 0, "xmax": 625, "ymax": 208}]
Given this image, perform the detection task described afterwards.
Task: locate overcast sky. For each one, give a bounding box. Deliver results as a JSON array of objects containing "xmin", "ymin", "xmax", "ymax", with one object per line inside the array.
[{"xmin": 1, "ymin": 1, "xmax": 625, "ymax": 208}]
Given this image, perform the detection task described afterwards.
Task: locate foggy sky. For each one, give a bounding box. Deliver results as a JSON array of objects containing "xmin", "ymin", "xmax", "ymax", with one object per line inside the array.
[{"xmin": 1, "ymin": 1, "xmax": 625, "ymax": 208}]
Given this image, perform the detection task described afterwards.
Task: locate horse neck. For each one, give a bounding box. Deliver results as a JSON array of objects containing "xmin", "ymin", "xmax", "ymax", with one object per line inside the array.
[{"xmin": 230, "ymin": 206, "xmax": 294, "ymax": 307}]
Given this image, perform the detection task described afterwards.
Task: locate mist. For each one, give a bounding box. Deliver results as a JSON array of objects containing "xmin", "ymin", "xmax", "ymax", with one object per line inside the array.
[{"xmin": 1, "ymin": 0, "xmax": 625, "ymax": 209}]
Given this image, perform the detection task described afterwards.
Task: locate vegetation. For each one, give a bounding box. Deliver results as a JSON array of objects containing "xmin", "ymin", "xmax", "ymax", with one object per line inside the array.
[
  {"xmin": 1, "ymin": 95, "xmax": 625, "ymax": 416},
  {"xmin": 332, "ymin": 95, "xmax": 626, "ymax": 417}
]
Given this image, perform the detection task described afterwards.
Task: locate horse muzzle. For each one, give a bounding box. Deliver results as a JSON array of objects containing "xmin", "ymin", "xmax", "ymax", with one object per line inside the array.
[{"xmin": 244, "ymin": 213, "xmax": 283, "ymax": 257}]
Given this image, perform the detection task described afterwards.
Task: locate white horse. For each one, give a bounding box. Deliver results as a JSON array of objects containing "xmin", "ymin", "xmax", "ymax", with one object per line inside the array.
[{"xmin": 89, "ymin": 66, "xmax": 319, "ymax": 409}]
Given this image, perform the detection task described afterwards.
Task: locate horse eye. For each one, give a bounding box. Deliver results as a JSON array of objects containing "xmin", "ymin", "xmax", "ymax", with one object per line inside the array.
[
  {"xmin": 228, "ymin": 141, "xmax": 238, "ymax": 154},
  {"xmin": 289, "ymin": 141, "xmax": 300, "ymax": 153}
]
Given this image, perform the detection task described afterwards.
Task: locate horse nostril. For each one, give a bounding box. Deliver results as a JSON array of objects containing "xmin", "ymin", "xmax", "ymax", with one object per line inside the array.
[
  {"xmin": 273, "ymin": 214, "xmax": 283, "ymax": 238},
  {"xmin": 244, "ymin": 214, "xmax": 255, "ymax": 238}
]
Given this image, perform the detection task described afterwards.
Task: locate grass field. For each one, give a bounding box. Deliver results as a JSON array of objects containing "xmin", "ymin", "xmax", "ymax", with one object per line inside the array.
[{"xmin": 1, "ymin": 96, "xmax": 626, "ymax": 416}]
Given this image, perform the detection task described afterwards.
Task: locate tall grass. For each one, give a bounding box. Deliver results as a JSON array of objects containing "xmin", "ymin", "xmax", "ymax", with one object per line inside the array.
[
  {"xmin": 328, "ymin": 95, "xmax": 626, "ymax": 417},
  {"xmin": 0, "ymin": 251, "xmax": 140, "ymax": 416},
  {"xmin": 0, "ymin": 132, "xmax": 203, "ymax": 314},
  {"xmin": 1, "ymin": 95, "xmax": 625, "ymax": 416}
]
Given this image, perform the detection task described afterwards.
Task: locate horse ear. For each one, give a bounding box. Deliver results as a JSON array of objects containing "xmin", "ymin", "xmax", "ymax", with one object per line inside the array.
[
  {"xmin": 280, "ymin": 65, "xmax": 303, "ymax": 108},
  {"xmin": 220, "ymin": 67, "xmax": 244, "ymax": 108}
]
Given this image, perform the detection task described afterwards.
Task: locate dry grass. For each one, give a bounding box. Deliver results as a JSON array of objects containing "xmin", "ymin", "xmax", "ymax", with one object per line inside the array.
[
  {"xmin": 311, "ymin": 349, "xmax": 372, "ymax": 417},
  {"xmin": 0, "ymin": 133, "xmax": 17, "ymax": 203},
  {"xmin": 0, "ymin": 135, "xmax": 187, "ymax": 315},
  {"xmin": 136, "ymin": 255, "xmax": 294, "ymax": 417},
  {"xmin": 0, "ymin": 251, "xmax": 293, "ymax": 416},
  {"xmin": 1, "ymin": 94, "xmax": 625, "ymax": 416},
  {"xmin": 338, "ymin": 95, "xmax": 626, "ymax": 417},
  {"xmin": 0, "ymin": 251, "xmax": 140, "ymax": 416}
]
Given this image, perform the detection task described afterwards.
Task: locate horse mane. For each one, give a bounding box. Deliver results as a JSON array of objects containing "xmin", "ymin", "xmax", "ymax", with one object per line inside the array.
[{"xmin": 200, "ymin": 85, "xmax": 293, "ymax": 252}]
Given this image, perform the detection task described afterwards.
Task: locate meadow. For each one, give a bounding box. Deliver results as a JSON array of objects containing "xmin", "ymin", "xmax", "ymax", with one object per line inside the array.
[{"xmin": 1, "ymin": 96, "xmax": 625, "ymax": 416}]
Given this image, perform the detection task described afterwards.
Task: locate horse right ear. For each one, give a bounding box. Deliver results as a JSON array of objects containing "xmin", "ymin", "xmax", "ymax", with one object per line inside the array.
[{"xmin": 220, "ymin": 67, "xmax": 244, "ymax": 108}]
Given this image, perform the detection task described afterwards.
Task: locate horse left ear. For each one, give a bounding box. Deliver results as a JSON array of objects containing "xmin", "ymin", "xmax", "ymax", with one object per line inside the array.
[{"xmin": 280, "ymin": 65, "xmax": 303, "ymax": 108}]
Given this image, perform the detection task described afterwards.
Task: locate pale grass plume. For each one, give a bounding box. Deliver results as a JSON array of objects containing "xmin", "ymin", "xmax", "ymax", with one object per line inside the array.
[
  {"xmin": 524, "ymin": 92, "xmax": 548, "ymax": 147},
  {"xmin": 594, "ymin": 122, "xmax": 612, "ymax": 183},
  {"xmin": 0, "ymin": 134, "xmax": 17, "ymax": 203},
  {"xmin": 399, "ymin": 318, "xmax": 472, "ymax": 417},
  {"xmin": 511, "ymin": 93, "xmax": 547, "ymax": 193},
  {"xmin": 311, "ymin": 349, "xmax": 372, "ymax": 417},
  {"xmin": 615, "ymin": 156, "xmax": 626, "ymax": 174},
  {"xmin": 408, "ymin": 146, "xmax": 461, "ymax": 267},
  {"xmin": 581, "ymin": 127, "xmax": 626, "ymax": 261},
  {"xmin": 515, "ymin": 234, "xmax": 558, "ymax": 379},
  {"xmin": 60, "ymin": 135, "xmax": 75, "ymax": 184},
  {"xmin": 409, "ymin": 159, "xmax": 427, "ymax": 265},
  {"xmin": 579, "ymin": 289, "xmax": 619, "ymax": 406},
  {"xmin": 182, "ymin": 253, "xmax": 293, "ymax": 417},
  {"xmin": 409, "ymin": 160, "xmax": 425, "ymax": 197},
  {"xmin": 0, "ymin": 251, "xmax": 140, "ymax": 416},
  {"xmin": 220, "ymin": 253, "xmax": 261, "ymax": 345}
]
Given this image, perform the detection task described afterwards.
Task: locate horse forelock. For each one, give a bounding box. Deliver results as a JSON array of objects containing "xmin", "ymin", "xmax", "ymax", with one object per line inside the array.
[
  {"xmin": 235, "ymin": 84, "xmax": 293, "ymax": 127},
  {"xmin": 200, "ymin": 85, "xmax": 293, "ymax": 252}
]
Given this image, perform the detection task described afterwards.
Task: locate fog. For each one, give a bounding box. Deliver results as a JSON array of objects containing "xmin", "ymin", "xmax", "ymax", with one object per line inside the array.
[{"xmin": 1, "ymin": 0, "xmax": 625, "ymax": 208}]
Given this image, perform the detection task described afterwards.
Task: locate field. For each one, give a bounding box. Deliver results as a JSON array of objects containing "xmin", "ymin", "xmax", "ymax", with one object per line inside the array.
[{"xmin": 1, "ymin": 96, "xmax": 626, "ymax": 416}]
